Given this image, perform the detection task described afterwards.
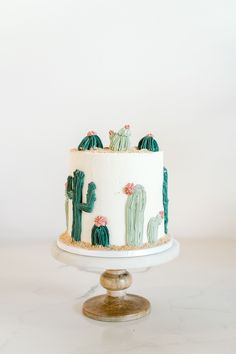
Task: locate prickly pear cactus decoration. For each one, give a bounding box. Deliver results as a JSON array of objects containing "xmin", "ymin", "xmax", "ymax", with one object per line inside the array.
[
  {"xmin": 124, "ymin": 183, "xmax": 146, "ymax": 246},
  {"xmin": 138, "ymin": 133, "xmax": 159, "ymax": 151},
  {"xmin": 66, "ymin": 170, "xmax": 96, "ymax": 241},
  {"xmin": 163, "ymin": 167, "xmax": 169, "ymax": 234},
  {"xmin": 78, "ymin": 131, "xmax": 103, "ymax": 150},
  {"xmin": 91, "ymin": 216, "xmax": 110, "ymax": 247},
  {"xmin": 109, "ymin": 125, "xmax": 131, "ymax": 151},
  {"xmin": 147, "ymin": 211, "xmax": 164, "ymax": 243}
]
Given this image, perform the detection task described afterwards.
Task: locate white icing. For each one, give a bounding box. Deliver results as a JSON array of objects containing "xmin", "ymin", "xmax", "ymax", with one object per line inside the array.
[{"xmin": 68, "ymin": 149, "xmax": 165, "ymax": 246}]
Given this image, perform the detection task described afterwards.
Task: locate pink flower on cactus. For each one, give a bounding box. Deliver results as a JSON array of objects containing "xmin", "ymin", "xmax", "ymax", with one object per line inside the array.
[
  {"xmin": 147, "ymin": 132, "xmax": 153, "ymax": 137},
  {"xmin": 124, "ymin": 183, "xmax": 135, "ymax": 195},
  {"xmin": 87, "ymin": 131, "xmax": 97, "ymax": 136},
  {"xmin": 124, "ymin": 124, "xmax": 130, "ymax": 129},
  {"xmin": 94, "ymin": 216, "xmax": 108, "ymax": 227},
  {"xmin": 159, "ymin": 211, "xmax": 164, "ymax": 219}
]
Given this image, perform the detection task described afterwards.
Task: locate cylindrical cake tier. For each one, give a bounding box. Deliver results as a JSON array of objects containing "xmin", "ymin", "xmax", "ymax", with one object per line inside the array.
[{"xmin": 67, "ymin": 149, "xmax": 165, "ymax": 246}]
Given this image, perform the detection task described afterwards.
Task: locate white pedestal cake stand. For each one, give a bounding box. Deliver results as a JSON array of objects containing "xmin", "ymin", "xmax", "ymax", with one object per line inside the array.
[{"xmin": 52, "ymin": 239, "xmax": 179, "ymax": 322}]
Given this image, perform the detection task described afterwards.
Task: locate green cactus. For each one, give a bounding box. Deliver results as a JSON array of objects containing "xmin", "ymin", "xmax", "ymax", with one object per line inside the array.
[
  {"xmin": 125, "ymin": 184, "xmax": 146, "ymax": 246},
  {"xmin": 109, "ymin": 125, "xmax": 131, "ymax": 151},
  {"xmin": 65, "ymin": 176, "xmax": 73, "ymax": 232},
  {"xmin": 147, "ymin": 213, "xmax": 163, "ymax": 243},
  {"xmin": 163, "ymin": 167, "xmax": 169, "ymax": 234},
  {"xmin": 66, "ymin": 175, "xmax": 73, "ymax": 197},
  {"xmin": 66, "ymin": 170, "xmax": 96, "ymax": 241},
  {"xmin": 79, "ymin": 182, "xmax": 96, "ymax": 212},
  {"xmin": 65, "ymin": 192, "xmax": 69, "ymax": 232},
  {"xmin": 91, "ymin": 225, "xmax": 110, "ymax": 247},
  {"xmin": 138, "ymin": 134, "xmax": 159, "ymax": 152},
  {"xmin": 78, "ymin": 131, "xmax": 103, "ymax": 150}
]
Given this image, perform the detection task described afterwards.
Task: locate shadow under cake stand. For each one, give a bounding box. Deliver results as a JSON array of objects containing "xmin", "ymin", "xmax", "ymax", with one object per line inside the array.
[{"xmin": 52, "ymin": 239, "xmax": 179, "ymax": 322}]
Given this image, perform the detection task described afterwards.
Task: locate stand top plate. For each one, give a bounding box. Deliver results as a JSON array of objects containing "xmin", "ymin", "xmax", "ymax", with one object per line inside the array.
[{"xmin": 52, "ymin": 239, "xmax": 179, "ymax": 272}]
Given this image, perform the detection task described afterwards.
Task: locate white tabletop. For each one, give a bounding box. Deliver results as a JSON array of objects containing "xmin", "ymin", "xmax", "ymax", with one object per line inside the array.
[{"xmin": 1, "ymin": 238, "xmax": 236, "ymax": 354}]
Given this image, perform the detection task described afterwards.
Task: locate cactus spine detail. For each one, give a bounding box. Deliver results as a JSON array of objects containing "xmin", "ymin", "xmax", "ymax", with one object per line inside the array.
[
  {"xmin": 66, "ymin": 170, "xmax": 96, "ymax": 241},
  {"xmin": 125, "ymin": 184, "xmax": 146, "ymax": 246},
  {"xmin": 147, "ymin": 212, "xmax": 164, "ymax": 243},
  {"xmin": 163, "ymin": 167, "xmax": 169, "ymax": 234}
]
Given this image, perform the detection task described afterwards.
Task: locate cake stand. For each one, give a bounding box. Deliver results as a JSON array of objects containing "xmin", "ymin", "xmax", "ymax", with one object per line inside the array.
[{"xmin": 52, "ymin": 239, "xmax": 179, "ymax": 322}]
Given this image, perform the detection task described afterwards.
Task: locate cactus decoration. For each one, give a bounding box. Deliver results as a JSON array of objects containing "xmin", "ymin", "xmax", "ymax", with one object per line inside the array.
[
  {"xmin": 65, "ymin": 183, "xmax": 70, "ymax": 232},
  {"xmin": 109, "ymin": 125, "xmax": 131, "ymax": 151},
  {"xmin": 78, "ymin": 131, "xmax": 103, "ymax": 150},
  {"xmin": 91, "ymin": 216, "xmax": 110, "ymax": 247},
  {"xmin": 163, "ymin": 167, "xmax": 169, "ymax": 234},
  {"xmin": 65, "ymin": 176, "xmax": 73, "ymax": 232},
  {"xmin": 124, "ymin": 183, "xmax": 147, "ymax": 246},
  {"xmin": 147, "ymin": 211, "xmax": 164, "ymax": 243},
  {"xmin": 138, "ymin": 133, "xmax": 159, "ymax": 152},
  {"xmin": 66, "ymin": 170, "xmax": 96, "ymax": 241}
]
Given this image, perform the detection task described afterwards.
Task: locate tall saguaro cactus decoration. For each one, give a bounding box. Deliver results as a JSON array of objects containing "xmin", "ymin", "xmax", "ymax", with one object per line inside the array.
[
  {"xmin": 109, "ymin": 125, "xmax": 131, "ymax": 151},
  {"xmin": 65, "ymin": 176, "xmax": 73, "ymax": 232},
  {"xmin": 147, "ymin": 211, "xmax": 164, "ymax": 243},
  {"xmin": 66, "ymin": 170, "xmax": 96, "ymax": 241},
  {"xmin": 163, "ymin": 167, "xmax": 169, "ymax": 234},
  {"xmin": 124, "ymin": 183, "xmax": 146, "ymax": 246}
]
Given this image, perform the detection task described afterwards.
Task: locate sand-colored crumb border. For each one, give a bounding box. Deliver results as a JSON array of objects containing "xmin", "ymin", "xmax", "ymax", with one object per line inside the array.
[
  {"xmin": 59, "ymin": 232, "xmax": 171, "ymax": 251},
  {"xmin": 70, "ymin": 147, "xmax": 160, "ymax": 154}
]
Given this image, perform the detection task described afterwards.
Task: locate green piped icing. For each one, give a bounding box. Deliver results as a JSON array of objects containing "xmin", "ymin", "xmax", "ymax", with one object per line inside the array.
[
  {"xmin": 91, "ymin": 225, "xmax": 110, "ymax": 247},
  {"xmin": 138, "ymin": 135, "xmax": 159, "ymax": 152},
  {"xmin": 65, "ymin": 194, "xmax": 69, "ymax": 232},
  {"xmin": 67, "ymin": 170, "xmax": 96, "ymax": 241},
  {"xmin": 147, "ymin": 214, "xmax": 163, "ymax": 243},
  {"xmin": 125, "ymin": 184, "xmax": 146, "ymax": 246},
  {"xmin": 78, "ymin": 134, "xmax": 103, "ymax": 150},
  {"xmin": 71, "ymin": 170, "xmax": 84, "ymax": 241},
  {"xmin": 66, "ymin": 176, "xmax": 73, "ymax": 199},
  {"xmin": 65, "ymin": 176, "xmax": 73, "ymax": 232},
  {"xmin": 79, "ymin": 182, "xmax": 96, "ymax": 212},
  {"xmin": 163, "ymin": 167, "xmax": 169, "ymax": 234},
  {"xmin": 109, "ymin": 125, "xmax": 131, "ymax": 151}
]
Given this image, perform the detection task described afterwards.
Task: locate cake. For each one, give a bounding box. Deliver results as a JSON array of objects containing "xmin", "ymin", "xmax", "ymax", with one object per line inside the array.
[{"xmin": 57, "ymin": 125, "xmax": 172, "ymax": 257}]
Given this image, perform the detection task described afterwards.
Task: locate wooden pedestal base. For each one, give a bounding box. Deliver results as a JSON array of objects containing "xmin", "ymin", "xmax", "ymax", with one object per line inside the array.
[{"xmin": 82, "ymin": 269, "xmax": 151, "ymax": 322}]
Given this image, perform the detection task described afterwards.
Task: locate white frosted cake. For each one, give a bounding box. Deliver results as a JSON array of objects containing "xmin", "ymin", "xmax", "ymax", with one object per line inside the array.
[{"xmin": 57, "ymin": 125, "xmax": 171, "ymax": 257}]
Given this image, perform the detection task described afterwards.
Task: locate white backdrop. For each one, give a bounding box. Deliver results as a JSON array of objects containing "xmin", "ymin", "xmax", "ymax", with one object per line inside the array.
[{"xmin": 0, "ymin": 0, "xmax": 235, "ymax": 240}]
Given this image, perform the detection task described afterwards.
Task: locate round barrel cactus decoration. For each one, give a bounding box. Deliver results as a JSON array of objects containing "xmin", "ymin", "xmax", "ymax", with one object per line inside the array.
[
  {"xmin": 78, "ymin": 131, "xmax": 103, "ymax": 150},
  {"xmin": 91, "ymin": 216, "xmax": 110, "ymax": 247},
  {"xmin": 138, "ymin": 133, "xmax": 159, "ymax": 152}
]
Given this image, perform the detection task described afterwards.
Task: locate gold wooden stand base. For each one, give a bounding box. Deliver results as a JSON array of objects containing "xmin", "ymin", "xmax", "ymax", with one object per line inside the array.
[{"xmin": 82, "ymin": 269, "xmax": 151, "ymax": 322}]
